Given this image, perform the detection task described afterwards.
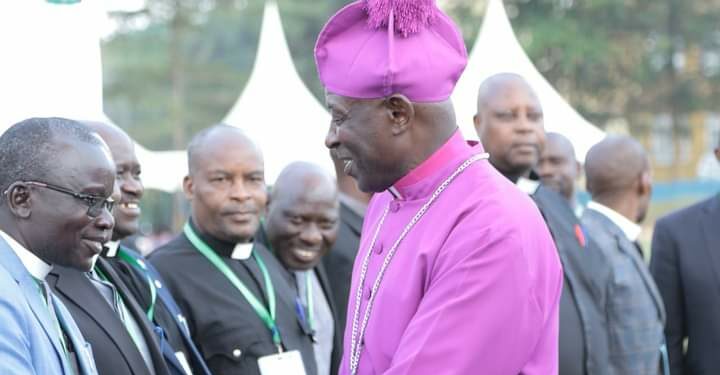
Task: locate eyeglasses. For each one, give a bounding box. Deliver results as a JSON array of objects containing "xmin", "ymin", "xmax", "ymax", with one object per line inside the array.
[{"xmin": 20, "ymin": 181, "xmax": 115, "ymax": 218}]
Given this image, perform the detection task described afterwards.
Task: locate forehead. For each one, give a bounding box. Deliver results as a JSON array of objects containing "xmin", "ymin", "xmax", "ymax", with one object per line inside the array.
[
  {"xmin": 276, "ymin": 178, "xmax": 337, "ymax": 211},
  {"xmin": 544, "ymin": 137, "xmax": 575, "ymax": 159},
  {"xmin": 101, "ymin": 131, "xmax": 138, "ymax": 167},
  {"xmin": 484, "ymin": 81, "xmax": 541, "ymax": 110},
  {"xmin": 54, "ymin": 140, "xmax": 115, "ymax": 190},
  {"xmin": 194, "ymin": 134, "xmax": 263, "ymax": 173}
]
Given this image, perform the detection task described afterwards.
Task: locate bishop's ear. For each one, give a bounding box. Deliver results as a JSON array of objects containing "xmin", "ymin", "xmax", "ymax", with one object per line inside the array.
[{"xmin": 384, "ymin": 94, "xmax": 414, "ymax": 135}]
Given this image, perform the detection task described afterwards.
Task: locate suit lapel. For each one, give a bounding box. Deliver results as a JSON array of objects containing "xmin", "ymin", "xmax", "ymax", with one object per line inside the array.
[
  {"xmin": 701, "ymin": 195, "xmax": 720, "ymax": 292},
  {"xmin": 608, "ymin": 220, "xmax": 667, "ymax": 323},
  {"xmin": 96, "ymin": 258, "xmax": 169, "ymax": 375},
  {"xmin": 0, "ymin": 238, "xmax": 67, "ymax": 371},
  {"xmin": 314, "ymin": 263, "xmax": 337, "ymax": 317},
  {"xmin": 50, "ymin": 264, "xmax": 152, "ymax": 375},
  {"xmin": 53, "ymin": 297, "xmax": 97, "ymax": 375},
  {"xmin": 341, "ymin": 203, "xmax": 364, "ymax": 237}
]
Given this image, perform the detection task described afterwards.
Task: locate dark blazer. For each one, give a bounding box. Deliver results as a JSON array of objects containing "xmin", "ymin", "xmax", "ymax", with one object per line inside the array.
[
  {"xmin": 47, "ymin": 257, "xmax": 171, "ymax": 375},
  {"xmin": 651, "ymin": 194, "xmax": 720, "ymax": 375},
  {"xmin": 582, "ymin": 208, "xmax": 665, "ymax": 375},
  {"xmin": 256, "ymin": 226, "xmax": 343, "ymax": 375},
  {"xmin": 313, "ymin": 263, "xmax": 343, "ymax": 375},
  {"xmin": 107, "ymin": 246, "xmax": 212, "ymax": 375},
  {"xmin": 531, "ymin": 185, "xmax": 612, "ymax": 375},
  {"xmin": 322, "ymin": 200, "xmax": 364, "ymax": 336},
  {"xmin": 148, "ymin": 221, "xmax": 317, "ymax": 375}
]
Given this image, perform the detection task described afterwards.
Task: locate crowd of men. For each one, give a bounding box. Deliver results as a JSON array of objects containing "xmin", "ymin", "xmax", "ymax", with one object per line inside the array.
[{"xmin": 0, "ymin": 1, "xmax": 718, "ymax": 375}]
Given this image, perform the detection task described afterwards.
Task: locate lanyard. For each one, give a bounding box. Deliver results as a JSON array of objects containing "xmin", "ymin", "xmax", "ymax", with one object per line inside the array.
[
  {"xmin": 93, "ymin": 265, "xmax": 145, "ymax": 352},
  {"xmin": 116, "ymin": 248, "xmax": 158, "ymax": 322},
  {"xmin": 183, "ymin": 223, "xmax": 283, "ymax": 350},
  {"xmin": 258, "ymin": 221, "xmax": 315, "ymax": 339}
]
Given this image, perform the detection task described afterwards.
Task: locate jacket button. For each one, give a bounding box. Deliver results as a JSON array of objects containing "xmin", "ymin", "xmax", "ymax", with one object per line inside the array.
[
  {"xmin": 154, "ymin": 280, "xmax": 162, "ymax": 289},
  {"xmin": 232, "ymin": 349, "xmax": 242, "ymax": 358}
]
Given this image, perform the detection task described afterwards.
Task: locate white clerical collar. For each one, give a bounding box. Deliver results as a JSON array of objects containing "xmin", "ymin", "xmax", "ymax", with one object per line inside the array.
[
  {"xmin": 516, "ymin": 177, "xmax": 540, "ymax": 195},
  {"xmin": 0, "ymin": 230, "xmax": 52, "ymax": 280},
  {"xmin": 587, "ymin": 201, "xmax": 642, "ymax": 241},
  {"xmin": 231, "ymin": 242, "xmax": 253, "ymax": 260},
  {"xmin": 104, "ymin": 241, "xmax": 120, "ymax": 258}
]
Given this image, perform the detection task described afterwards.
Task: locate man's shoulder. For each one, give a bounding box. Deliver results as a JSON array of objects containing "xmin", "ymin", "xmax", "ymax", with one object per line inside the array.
[
  {"xmin": 656, "ymin": 194, "xmax": 717, "ymax": 230},
  {"xmin": 149, "ymin": 234, "xmax": 195, "ymax": 260}
]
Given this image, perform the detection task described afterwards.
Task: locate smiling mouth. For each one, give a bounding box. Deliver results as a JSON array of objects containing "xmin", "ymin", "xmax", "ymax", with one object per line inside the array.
[
  {"xmin": 119, "ymin": 202, "xmax": 139, "ymax": 210},
  {"xmin": 293, "ymin": 249, "xmax": 318, "ymax": 262}
]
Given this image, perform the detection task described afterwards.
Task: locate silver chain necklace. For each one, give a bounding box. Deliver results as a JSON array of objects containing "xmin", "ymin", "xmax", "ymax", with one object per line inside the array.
[{"xmin": 348, "ymin": 152, "xmax": 489, "ymax": 375}]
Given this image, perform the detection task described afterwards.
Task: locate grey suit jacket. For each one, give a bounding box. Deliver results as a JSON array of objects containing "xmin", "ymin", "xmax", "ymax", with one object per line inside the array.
[
  {"xmin": 582, "ymin": 208, "xmax": 666, "ymax": 375},
  {"xmin": 0, "ymin": 236, "xmax": 98, "ymax": 375},
  {"xmin": 651, "ymin": 194, "xmax": 720, "ymax": 375}
]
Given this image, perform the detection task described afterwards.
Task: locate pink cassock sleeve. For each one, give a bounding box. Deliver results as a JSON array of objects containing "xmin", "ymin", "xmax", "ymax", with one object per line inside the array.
[{"xmin": 382, "ymin": 222, "xmax": 562, "ymax": 375}]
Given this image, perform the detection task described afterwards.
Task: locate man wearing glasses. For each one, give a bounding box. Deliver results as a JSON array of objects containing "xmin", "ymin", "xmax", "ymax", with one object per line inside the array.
[
  {"xmin": 47, "ymin": 123, "xmax": 173, "ymax": 375},
  {"xmin": 0, "ymin": 117, "xmax": 114, "ymax": 375}
]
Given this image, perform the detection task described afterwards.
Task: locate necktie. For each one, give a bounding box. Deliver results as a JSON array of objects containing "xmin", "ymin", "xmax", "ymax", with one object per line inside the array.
[{"xmin": 90, "ymin": 267, "xmax": 155, "ymax": 374}]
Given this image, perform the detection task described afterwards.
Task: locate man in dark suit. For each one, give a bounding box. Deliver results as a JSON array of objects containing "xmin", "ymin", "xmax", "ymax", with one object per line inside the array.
[
  {"xmin": 149, "ymin": 125, "xmax": 317, "ymax": 375},
  {"xmin": 260, "ymin": 161, "xmax": 342, "ymax": 375},
  {"xmin": 581, "ymin": 135, "xmax": 666, "ymax": 375},
  {"xmin": 0, "ymin": 117, "xmax": 112, "ymax": 375},
  {"xmin": 48, "ymin": 123, "xmax": 172, "ymax": 375},
  {"xmin": 81, "ymin": 120, "xmax": 211, "ymax": 375},
  {"xmin": 321, "ymin": 153, "xmax": 371, "ymax": 336},
  {"xmin": 475, "ymin": 73, "xmax": 612, "ymax": 375},
  {"xmin": 538, "ymin": 132, "xmax": 584, "ymax": 216},
  {"xmin": 651, "ymin": 138, "xmax": 720, "ymax": 375}
]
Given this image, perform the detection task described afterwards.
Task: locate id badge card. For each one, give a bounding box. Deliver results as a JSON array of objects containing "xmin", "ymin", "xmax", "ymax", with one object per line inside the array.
[{"xmin": 257, "ymin": 350, "xmax": 306, "ymax": 375}]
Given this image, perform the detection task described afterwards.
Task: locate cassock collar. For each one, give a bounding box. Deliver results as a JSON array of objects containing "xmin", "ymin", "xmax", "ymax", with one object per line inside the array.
[
  {"xmin": 0, "ymin": 230, "xmax": 52, "ymax": 280},
  {"xmin": 389, "ymin": 129, "xmax": 482, "ymax": 201},
  {"xmin": 587, "ymin": 201, "xmax": 642, "ymax": 242},
  {"xmin": 187, "ymin": 219, "xmax": 254, "ymax": 260}
]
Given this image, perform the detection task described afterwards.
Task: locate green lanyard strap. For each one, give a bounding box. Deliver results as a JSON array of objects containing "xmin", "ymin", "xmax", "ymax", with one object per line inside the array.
[
  {"xmin": 183, "ymin": 223, "xmax": 282, "ymax": 349},
  {"xmin": 117, "ymin": 248, "xmax": 158, "ymax": 322}
]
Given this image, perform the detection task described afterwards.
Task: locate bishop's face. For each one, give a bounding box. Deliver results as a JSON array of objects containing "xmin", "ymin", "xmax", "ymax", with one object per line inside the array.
[{"xmin": 325, "ymin": 93, "xmax": 406, "ymax": 193}]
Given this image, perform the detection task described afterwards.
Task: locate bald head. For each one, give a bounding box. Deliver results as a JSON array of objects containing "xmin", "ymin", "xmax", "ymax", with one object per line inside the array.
[
  {"xmin": 585, "ymin": 135, "xmax": 652, "ymax": 222},
  {"xmin": 266, "ymin": 162, "xmax": 339, "ymax": 270},
  {"xmin": 272, "ymin": 162, "xmax": 338, "ymax": 205},
  {"xmin": 187, "ymin": 124, "xmax": 262, "ymax": 176},
  {"xmin": 473, "ymin": 73, "xmax": 545, "ymax": 182},
  {"xmin": 184, "ymin": 124, "xmax": 266, "ymax": 243},
  {"xmin": 476, "ymin": 73, "xmax": 539, "ymax": 113},
  {"xmin": 81, "ymin": 121, "xmax": 144, "ymax": 240}
]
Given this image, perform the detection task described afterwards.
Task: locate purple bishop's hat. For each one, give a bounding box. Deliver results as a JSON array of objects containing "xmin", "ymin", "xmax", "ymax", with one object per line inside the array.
[{"xmin": 314, "ymin": 0, "xmax": 468, "ymax": 103}]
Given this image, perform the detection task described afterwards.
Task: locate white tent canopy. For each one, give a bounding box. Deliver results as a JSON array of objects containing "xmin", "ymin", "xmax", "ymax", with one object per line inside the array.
[
  {"xmin": 0, "ymin": 0, "xmax": 608, "ymax": 192},
  {"xmin": 0, "ymin": 0, "xmax": 106, "ymax": 126},
  {"xmin": 452, "ymin": 0, "xmax": 605, "ymax": 161},
  {"xmin": 223, "ymin": 1, "xmax": 334, "ymax": 184}
]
